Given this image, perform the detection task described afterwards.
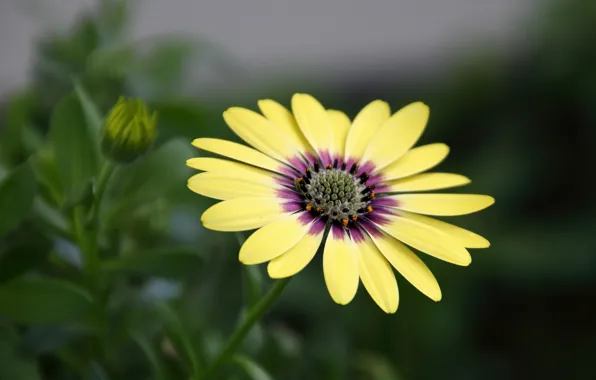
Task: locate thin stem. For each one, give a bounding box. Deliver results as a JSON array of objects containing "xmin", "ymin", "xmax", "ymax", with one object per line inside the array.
[
  {"xmin": 72, "ymin": 206, "xmax": 99, "ymax": 286},
  {"xmin": 88, "ymin": 161, "xmax": 116, "ymax": 223},
  {"xmin": 199, "ymin": 278, "xmax": 291, "ymax": 380}
]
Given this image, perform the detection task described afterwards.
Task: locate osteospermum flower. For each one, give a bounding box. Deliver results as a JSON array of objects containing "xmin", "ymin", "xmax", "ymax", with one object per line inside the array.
[{"xmin": 187, "ymin": 94, "xmax": 494, "ymax": 313}]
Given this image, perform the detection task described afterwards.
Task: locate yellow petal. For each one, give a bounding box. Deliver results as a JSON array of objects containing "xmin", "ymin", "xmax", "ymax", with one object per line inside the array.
[
  {"xmin": 267, "ymin": 228, "xmax": 324, "ymax": 278},
  {"xmin": 201, "ymin": 197, "xmax": 283, "ymax": 232},
  {"xmin": 397, "ymin": 211, "xmax": 489, "ymax": 248},
  {"xmin": 380, "ymin": 143, "xmax": 450, "ymax": 181},
  {"xmin": 344, "ymin": 100, "xmax": 390, "ymax": 161},
  {"xmin": 291, "ymin": 94, "xmax": 333, "ymax": 156},
  {"xmin": 188, "ymin": 171, "xmax": 276, "ymax": 200},
  {"xmin": 395, "ymin": 194, "xmax": 495, "ymax": 216},
  {"xmin": 379, "ymin": 215, "xmax": 471, "ymax": 266},
  {"xmin": 258, "ymin": 99, "xmax": 313, "ymax": 154},
  {"xmin": 323, "ymin": 229, "xmax": 359, "ymax": 305},
  {"xmin": 362, "ymin": 102, "xmax": 429, "ymax": 171},
  {"xmin": 192, "ymin": 138, "xmax": 283, "ymax": 173},
  {"xmin": 327, "ymin": 110, "xmax": 350, "ymax": 158},
  {"xmin": 356, "ymin": 236, "xmax": 399, "ymax": 313},
  {"xmin": 370, "ymin": 234, "xmax": 441, "ymax": 301},
  {"xmin": 186, "ymin": 157, "xmax": 282, "ymax": 179},
  {"xmin": 385, "ymin": 173, "xmax": 470, "ymax": 193},
  {"xmin": 239, "ymin": 213, "xmax": 309, "ymax": 265},
  {"xmin": 223, "ymin": 107, "xmax": 297, "ymax": 162}
]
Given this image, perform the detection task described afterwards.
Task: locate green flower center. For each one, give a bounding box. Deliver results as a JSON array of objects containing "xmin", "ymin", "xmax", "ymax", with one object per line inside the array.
[{"xmin": 295, "ymin": 166, "xmax": 375, "ymax": 223}]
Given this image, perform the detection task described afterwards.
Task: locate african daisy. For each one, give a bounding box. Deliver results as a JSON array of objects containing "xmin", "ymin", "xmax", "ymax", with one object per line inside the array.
[{"xmin": 187, "ymin": 94, "xmax": 494, "ymax": 313}]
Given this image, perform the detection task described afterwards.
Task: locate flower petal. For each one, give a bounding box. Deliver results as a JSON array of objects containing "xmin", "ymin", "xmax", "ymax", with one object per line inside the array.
[
  {"xmin": 267, "ymin": 226, "xmax": 324, "ymax": 278},
  {"xmin": 396, "ymin": 211, "xmax": 489, "ymax": 248},
  {"xmin": 385, "ymin": 173, "xmax": 470, "ymax": 193},
  {"xmin": 291, "ymin": 94, "xmax": 334, "ymax": 158},
  {"xmin": 188, "ymin": 171, "xmax": 277, "ymax": 200},
  {"xmin": 370, "ymin": 233, "xmax": 441, "ymax": 301},
  {"xmin": 356, "ymin": 235, "xmax": 399, "ymax": 313},
  {"xmin": 239, "ymin": 213, "xmax": 310, "ymax": 265},
  {"xmin": 186, "ymin": 157, "xmax": 283, "ymax": 178},
  {"xmin": 362, "ymin": 102, "xmax": 429, "ymax": 171},
  {"xmin": 192, "ymin": 138, "xmax": 283, "ymax": 173},
  {"xmin": 378, "ymin": 143, "xmax": 449, "ymax": 181},
  {"xmin": 201, "ymin": 197, "xmax": 283, "ymax": 232},
  {"xmin": 379, "ymin": 215, "xmax": 472, "ymax": 266},
  {"xmin": 327, "ymin": 110, "xmax": 350, "ymax": 159},
  {"xmin": 258, "ymin": 99, "xmax": 313, "ymax": 154},
  {"xmin": 344, "ymin": 100, "xmax": 390, "ymax": 161},
  {"xmin": 323, "ymin": 227, "xmax": 359, "ymax": 305},
  {"xmin": 223, "ymin": 107, "xmax": 298, "ymax": 162},
  {"xmin": 394, "ymin": 194, "xmax": 495, "ymax": 216}
]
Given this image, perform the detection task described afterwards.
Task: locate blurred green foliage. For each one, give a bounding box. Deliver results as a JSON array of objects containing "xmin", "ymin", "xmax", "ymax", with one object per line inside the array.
[{"xmin": 1, "ymin": 0, "xmax": 595, "ymax": 379}]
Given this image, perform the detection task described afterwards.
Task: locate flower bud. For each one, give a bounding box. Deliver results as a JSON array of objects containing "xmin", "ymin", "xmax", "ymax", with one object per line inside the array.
[{"xmin": 101, "ymin": 97, "xmax": 157, "ymax": 163}]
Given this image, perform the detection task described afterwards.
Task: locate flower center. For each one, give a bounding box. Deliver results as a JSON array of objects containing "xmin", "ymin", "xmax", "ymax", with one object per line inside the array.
[{"xmin": 295, "ymin": 162, "xmax": 375, "ymax": 226}]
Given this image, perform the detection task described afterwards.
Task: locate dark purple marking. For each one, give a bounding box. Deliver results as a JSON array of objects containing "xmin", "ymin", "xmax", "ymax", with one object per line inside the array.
[
  {"xmin": 374, "ymin": 206, "xmax": 398, "ymax": 216},
  {"xmin": 359, "ymin": 218, "xmax": 384, "ymax": 238},
  {"xmin": 331, "ymin": 223, "xmax": 346, "ymax": 240},
  {"xmin": 374, "ymin": 183, "xmax": 391, "ymax": 193},
  {"xmin": 366, "ymin": 211, "xmax": 391, "ymax": 226},
  {"xmin": 298, "ymin": 211, "xmax": 316, "ymax": 225},
  {"xmin": 281, "ymin": 202, "xmax": 303, "ymax": 213},
  {"xmin": 372, "ymin": 197, "xmax": 399, "ymax": 208},
  {"xmin": 276, "ymin": 188, "xmax": 301, "ymax": 201},
  {"xmin": 278, "ymin": 166, "xmax": 298, "ymax": 178},
  {"xmin": 344, "ymin": 157, "xmax": 358, "ymax": 172},
  {"xmin": 275, "ymin": 177, "xmax": 295, "ymax": 187},
  {"xmin": 349, "ymin": 226, "xmax": 366, "ymax": 243},
  {"xmin": 357, "ymin": 160, "xmax": 376, "ymax": 177},
  {"xmin": 308, "ymin": 218, "xmax": 326, "ymax": 235},
  {"xmin": 367, "ymin": 173, "xmax": 384, "ymax": 185},
  {"xmin": 319, "ymin": 150, "xmax": 332, "ymax": 167}
]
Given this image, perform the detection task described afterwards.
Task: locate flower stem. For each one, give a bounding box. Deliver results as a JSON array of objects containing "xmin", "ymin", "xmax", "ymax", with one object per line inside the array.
[
  {"xmin": 88, "ymin": 161, "xmax": 116, "ymax": 223},
  {"xmin": 199, "ymin": 277, "xmax": 291, "ymax": 379}
]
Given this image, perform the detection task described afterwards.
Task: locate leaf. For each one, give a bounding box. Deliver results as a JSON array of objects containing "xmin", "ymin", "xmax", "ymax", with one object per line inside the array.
[
  {"xmin": 0, "ymin": 325, "xmax": 41, "ymax": 380},
  {"xmin": 148, "ymin": 100, "xmax": 209, "ymax": 142},
  {"xmin": 0, "ymin": 277, "xmax": 93, "ymax": 325},
  {"xmin": 73, "ymin": 80, "xmax": 103, "ymax": 135},
  {"xmin": 0, "ymin": 223, "xmax": 52, "ymax": 284},
  {"xmin": 101, "ymin": 247, "xmax": 202, "ymax": 279},
  {"xmin": 49, "ymin": 92, "xmax": 100, "ymax": 205},
  {"xmin": 0, "ymin": 161, "xmax": 37, "ymax": 238},
  {"xmin": 130, "ymin": 331, "xmax": 167, "ymax": 380},
  {"xmin": 19, "ymin": 324, "xmax": 89, "ymax": 356},
  {"xmin": 106, "ymin": 138, "xmax": 193, "ymax": 218},
  {"xmin": 232, "ymin": 355, "xmax": 274, "ymax": 380}
]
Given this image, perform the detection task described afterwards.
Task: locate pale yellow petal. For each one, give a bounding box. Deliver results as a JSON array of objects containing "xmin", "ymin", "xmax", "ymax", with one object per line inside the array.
[
  {"xmin": 267, "ymin": 228, "xmax": 324, "ymax": 278},
  {"xmin": 239, "ymin": 213, "xmax": 309, "ymax": 265},
  {"xmin": 380, "ymin": 143, "xmax": 450, "ymax": 181},
  {"xmin": 397, "ymin": 211, "xmax": 490, "ymax": 248},
  {"xmin": 395, "ymin": 194, "xmax": 495, "ymax": 216},
  {"xmin": 188, "ymin": 171, "xmax": 276, "ymax": 200},
  {"xmin": 356, "ymin": 236, "xmax": 399, "ymax": 313},
  {"xmin": 379, "ymin": 215, "xmax": 471, "ymax": 266},
  {"xmin": 192, "ymin": 138, "xmax": 283, "ymax": 173},
  {"xmin": 370, "ymin": 234, "xmax": 441, "ymax": 301},
  {"xmin": 385, "ymin": 173, "xmax": 470, "ymax": 193},
  {"xmin": 323, "ymin": 230, "xmax": 359, "ymax": 305},
  {"xmin": 362, "ymin": 102, "xmax": 429, "ymax": 171},
  {"xmin": 344, "ymin": 100, "xmax": 390, "ymax": 161},
  {"xmin": 291, "ymin": 94, "xmax": 333, "ymax": 156},
  {"xmin": 327, "ymin": 110, "xmax": 350, "ymax": 158},
  {"xmin": 186, "ymin": 157, "xmax": 282, "ymax": 179},
  {"xmin": 223, "ymin": 107, "xmax": 297, "ymax": 162},
  {"xmin": 258, "ymin": 99, "xmax": 313, "ymax": 154},
  {"xmin": 201, "ymin": 197, "xmax": 283, "ymax": 232}
]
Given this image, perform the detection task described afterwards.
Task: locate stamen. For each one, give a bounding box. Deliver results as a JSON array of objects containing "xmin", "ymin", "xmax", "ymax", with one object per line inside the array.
[
  {"xmin": 314, "ymin": 162, "xmax": 320, "ymax": 172},
  {"xmin": 333, "ymin": 159, "xmax": 338, "ymax": 169},
  {"xmin": 349, "ymin": 163, "xmax": 358, "ymax": 174},
  {"xmin": 359, "ymin": 173, "xmax": 369, "ymax": 184},
  {"xmin": 341, "ymin": 219, "xmax": 349, "ymax": 227},
  {"xmin": 305, "ymin": 168, "xmax": 312, "ymax": 179},
  {"xmin": 326, "ymin": 164, "xmax": 332, "ymax": 169},
  {"xmin": 366, "ymin": 205, "xmax": 373, "ymax": 213},
  {"xmin": 341, "ymin": 162, "xmax": 346, "ymax": 170},
  {"xmin": 351, "ymin": 215, "xmax": 358, "ymax": 221},
  {"xmin": 306, "ymin": 204, "xmax": 313, "ymax": 211}
]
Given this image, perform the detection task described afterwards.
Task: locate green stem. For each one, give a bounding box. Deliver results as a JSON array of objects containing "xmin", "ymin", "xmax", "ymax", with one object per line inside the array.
[
  {"xmin": 88, "ymin": 161, "xmax": 116, "ymax": 223},
  {"xmin": 72, "ymin": 206, "xmax": 99, "ymax": 286},
  {"xmin": 199, "ymin": 278, "xmax": 291, "ymax": 380}
]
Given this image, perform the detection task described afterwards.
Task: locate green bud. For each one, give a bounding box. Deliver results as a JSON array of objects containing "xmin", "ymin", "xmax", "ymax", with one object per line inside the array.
[{"xmin": 101, "ymin": 97, "xmax": 157, "ymax": 163}]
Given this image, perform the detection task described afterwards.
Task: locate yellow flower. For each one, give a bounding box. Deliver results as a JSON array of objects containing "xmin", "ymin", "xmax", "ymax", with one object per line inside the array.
[{"xmin": 187, "ymin": 94, "xmax": 494, "ymax": 313}]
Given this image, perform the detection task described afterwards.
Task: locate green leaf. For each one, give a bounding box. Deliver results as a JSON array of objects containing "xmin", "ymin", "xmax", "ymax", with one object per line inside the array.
[
  {"xmin": 101, "ymin": 247, "xmax": 202, "ymax": 279},
  {"xmin": 106, "ymin": 138, "xmax": 193, "ymax": 218},
  {"xmin": 0, "ymin": 325, "xmax": 41, "ymax": 380},
  {"xmin": 0, "ymin": 277, "xmax": 93, "ymax": 325},
  {"xmin": 0, "ymin": 161, "xmax": 37, "ymax": 238},
  {"xmin": 232, "ymin": 355, "xmax": 274, "ymax": 380},
  {"xmin": 49, "ymin": 92, "xmax": 100, "ymax": 205},
  {"xmin": 148, "ymin": 100, "xmax": 208, "ymax": 142},
  {"xmin": 130, "ymin": 331, "xmax": 167, "ymax": 380},
  {"xmin": 19, "ymin": 324, "xmax": 89, "ymax": 356},
  {"xmin": 0, "ymin": 223, "xmax": 52, "ymax": 283},
  {"xmin": 73, "ymin": 80, "xmax": 103, "ymax": 135}
]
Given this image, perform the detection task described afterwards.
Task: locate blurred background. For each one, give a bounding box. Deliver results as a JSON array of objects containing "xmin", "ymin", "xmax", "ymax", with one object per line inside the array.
[{"xmin": 1, "ymin": 0, "xmax": 595, "ymax": 379}]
